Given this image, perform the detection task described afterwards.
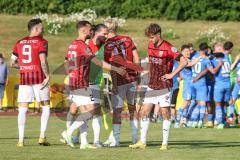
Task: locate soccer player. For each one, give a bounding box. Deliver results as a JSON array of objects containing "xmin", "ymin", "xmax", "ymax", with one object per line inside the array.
[
  {"xmin": 191, "ymin": 43, "xmax": 223, "ymax": 128},
  {"xmin": 227, "ymin": 55, "xmax": 240, "ymax": 125},
  {"xmin": 205, "ymin": 43, "xmax": 224, "ymax": 127},
  {"xmin": 129, "ymin": 23, "xmax": 187, "ymax": 150},
  {"xmin": 190, "ymin": 43, "xmax": 214, "ymax": 128},
  {"xmin": 212, "ymin": 42, "xmax": 233, "ymax": 129},
  {"xmin": 103, "ymin": 18, "xmax": 141, "ymax": 147},
  {"xmin": 61, "ymin": 21, "xmax": 126, "ymax": 149},
  {"xmin": 88, "ymin": 24, "xmax": 109, "ymax": 147},
  {"xmin": 174, "ymin": 44, "xmax": 200, "ymax": 128},
  {"xmin": 10, "ymin": 18, "xmax": 51, "ymax": 147}
]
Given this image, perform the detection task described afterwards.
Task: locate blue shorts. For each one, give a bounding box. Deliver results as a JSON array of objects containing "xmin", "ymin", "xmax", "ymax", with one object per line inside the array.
[
  {"xmin": 214, "ymin": 82, "xmax": 231, "ymax": 102},
  {"xmin": 232, "ymin": 83, "xmax": 240, "ymax": 100},
  {"xmin": 192, "ymin": 82, "xmax": 207, "ymax": 101},
  {"xmin": 0, "ymin": 84, "xmax": 5, "ymax": 99},
  {"xmin": 207, "ymin": 82, "xmax": 214, "ymax": 102},
  {"xmin": 182, "ymin": 80, "xmax": 193, "ymax": 101}
]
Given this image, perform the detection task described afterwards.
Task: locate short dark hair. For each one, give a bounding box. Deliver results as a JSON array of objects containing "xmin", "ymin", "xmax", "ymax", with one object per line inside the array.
[
  {"xmin": 93, "ymin": 24, "xmax": 107, "ymax": 32},
  {"xmin": 76, "ymin": 21, "xmax": 92, "ymax": 30},
  {"xmin": 181, "ymin": 44, "xmax": 190, "ymax": 51},
  {"xmin": 199, "ymin": 42, "xmax": 209, "ymax": 51},
  {"xmin": 0, "ymin": 53, "xmax": 3, "ymax": 59},
  {"xmin": 28, "ymin": 18, "xmax": 42, "ymax": 31},
  {"xmin": 145, "ymin": 23, "xmax": 161, "ymax": 37},
  {"xmin": 223, "ymin": 41, "xmax": 233, "ymax": 50}
]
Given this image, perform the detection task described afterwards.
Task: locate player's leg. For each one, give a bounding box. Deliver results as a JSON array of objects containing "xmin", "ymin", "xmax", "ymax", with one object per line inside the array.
[
  {"xmin": 206, "ymin": 83, "xmax": 215, "ymax": 127},
  {"xmin": 227, "ymin": 84, "xmax": 239, "ymax": 125},
  {"xmin": 127, "ymin": 82, "xmax": 138, "ymax": 144},
  {"xmin": 158, "ymin": 91, "xmax": 172, "ymax": 150},
  {"xmin": 195, "ymin": 85, "xmax": 207, "ymax": 128},
  {"xmin": 129, "ymin": 103, "xmax": 153, "ymax": 149},
  {"xmin": 222, "ymin": 87, "xmax": 231, "ymax": 126},
  {"xmin": 62, "ymin": 88, "xmax": 95, "ymax": 148},
  {"xmin": 175, "ymin": 100, "xmax": 190, "ymax": 128},
  {"xmin": 90, "ymin": 84, "xmax": 103, "ymax": 147},
  {"xmin": 110, "ymin": 84, "xmax": 127, "ymax": 147},
  {"xmin": 214, "ymin": 86, "xmax": 224, "ymax": 128},
  {"xmin": 78, "ymin": 104, "xmax": 97, "ymax": 149},
  {"xmin": 170, "ymin": 89, "xmax": 178, "ymax": 122},
  {"xmin": 17, "ymin": 85, "xmax": 34, "ymax": 147},
  {"xmin": 67, "ymin": 103, "xmax": 78, "ymax": 128},
  {"xmin": 34, "ymin": 84, "xmax": 51, "ymax": 145}
]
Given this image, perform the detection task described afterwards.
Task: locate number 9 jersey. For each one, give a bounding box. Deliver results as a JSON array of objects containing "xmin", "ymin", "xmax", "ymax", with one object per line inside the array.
[{"xmin": 11, "ymin": 36, "xmax": 48, "ymax": 85}]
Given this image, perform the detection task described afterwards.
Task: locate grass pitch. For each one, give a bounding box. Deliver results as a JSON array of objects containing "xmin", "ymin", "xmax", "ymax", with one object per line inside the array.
[{"xmin": 0, "ymin": 116, "xmax": 240, "ymax": 160}]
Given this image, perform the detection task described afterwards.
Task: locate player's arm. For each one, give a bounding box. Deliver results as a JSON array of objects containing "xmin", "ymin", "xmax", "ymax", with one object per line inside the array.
[
  {"xmin": 132, "ymin": 49, "xmax": 140, "ymax": 64},
  {"xmin": 207, "ymin": 60, "xmax": 223, "ymax": 74},
  {"xmin": 91, "ymin": 56, "xmax": 126, "ymax": 76},
  {"xmin": 231, "ymin": 55, "xmax": 240, "ymax": 70},
  {"xmin": 187, "ymin": 57, "xmax": 200, "ymax": 67},
  {"xmin": 163, "ymin": 56, "xmax": 188, "ymax": 80},
  {"xmin": 10, "ymin": 57, "xmax": 19, "ymax": 69},
  {"xmin": 192, "ymin": 68, "xmax": 209, "ymax": 83},
  {"xmin": 39, "ymin": 53, "xmax": 50, "ymax": 89}
]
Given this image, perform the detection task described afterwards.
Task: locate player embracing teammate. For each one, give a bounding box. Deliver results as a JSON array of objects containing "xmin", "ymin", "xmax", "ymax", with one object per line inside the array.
[{"xmin": 129, "ymin": 23, "xmax": 187, "ymax": 150}]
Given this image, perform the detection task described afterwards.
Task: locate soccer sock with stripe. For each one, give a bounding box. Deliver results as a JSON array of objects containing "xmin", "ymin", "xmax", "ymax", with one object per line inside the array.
[
  {"xmin": 215, "ymin": 106, "xmax": 223, "ymax": 124},
  {"xmin": 162, "ymin": 119, "xmax": 171, "ymax": 145},
  {"xmin": 40, "ymin": 105, "xmax": 50, "ymax": 138},
  {"xmin": 92, "ymin": 115, "xmax": 102, "ymax": 143},
  {"xmin": 140, "ymin": 118, "xmax": 150, "ymax": 144},
  {"xmin": 18, "ymin": 107, "xmax": 28, "ymax": 143}
]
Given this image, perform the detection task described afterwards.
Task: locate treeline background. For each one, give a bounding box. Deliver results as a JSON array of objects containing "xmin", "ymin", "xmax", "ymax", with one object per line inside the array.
[{"xmin": 1, "ymin": 0, "xmax": 240, "ymax": 21}]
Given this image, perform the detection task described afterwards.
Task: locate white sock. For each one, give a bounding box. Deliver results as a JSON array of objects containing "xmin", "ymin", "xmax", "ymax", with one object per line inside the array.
[
  {"xmin": 112, "ymin": 124, "xmax": 121, "ymax": 145},
  {"xmin": 80, "ymin": 121, "xmax": 88, "ymax": 145},
  {"xmin": 18, "ymin": 107, "xmax": 28, "ymax": 143},
  {"xmin": 67, "ymin": 121, "xmax": 84, "ymax": 136},
  {"xmin": 162, "ymin": 120, "xmax": 171, "ymax": 145},
  {"xmin": 66, "ymin": 111, "xmax": 76, "ymax": 129},
  {"xmin": 40, "ymin": 105, "xmax": 50, "ymax": 138},
  {"xmin": 92, "ymin": 116, "xmax": 102, "ymax": 143},
  {"xmin": 130, "ymin": 119, "xmax": 138, "ymax": 144},
  {"xmin": 140, "ymin": 118, "xmax": 150, "ymax": 144}
]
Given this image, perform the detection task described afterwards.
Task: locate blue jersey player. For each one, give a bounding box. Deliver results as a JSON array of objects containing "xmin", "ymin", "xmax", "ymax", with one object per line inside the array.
[
  {"xmin": 190, "ymin": 43, "xmax": 219, "ymax": 128},
  {"xmin": 211, "ymin": 45, "xmax": 232, "ymax": 129},
  {"xmin": 174, "ymin": 44, "xmax": 200, "ymax": 128}
]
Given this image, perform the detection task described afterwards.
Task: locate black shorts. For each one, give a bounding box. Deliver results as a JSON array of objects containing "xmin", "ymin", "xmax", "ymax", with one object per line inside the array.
[{"xmin": 170, "ymin": 88, "xmax": 179, "ymax": 107}]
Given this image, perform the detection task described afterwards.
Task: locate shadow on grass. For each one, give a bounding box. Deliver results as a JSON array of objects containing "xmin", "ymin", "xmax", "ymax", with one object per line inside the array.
[{"xmin": 119, "ymin": 140, "xmax": 240, "ymax": 149}]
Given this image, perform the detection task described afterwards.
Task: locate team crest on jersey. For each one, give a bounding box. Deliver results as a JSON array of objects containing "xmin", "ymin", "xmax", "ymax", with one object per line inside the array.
[
  {"xmin": 171, "ymin": 47, "xmax": 178, "ymax": 53},
  {"xmin": 159, "ymin": 51, "xmax": 164, "ymax": 57},
  {"xmin": 85, "ymin": 48, "xmax": 92, "ymax": 54}
]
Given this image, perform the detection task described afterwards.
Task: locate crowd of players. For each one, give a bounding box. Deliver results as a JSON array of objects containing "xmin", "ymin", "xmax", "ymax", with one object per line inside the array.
[{"xmin": 9, "ymin": 17, "xmax": 239, "ymax": 150}]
